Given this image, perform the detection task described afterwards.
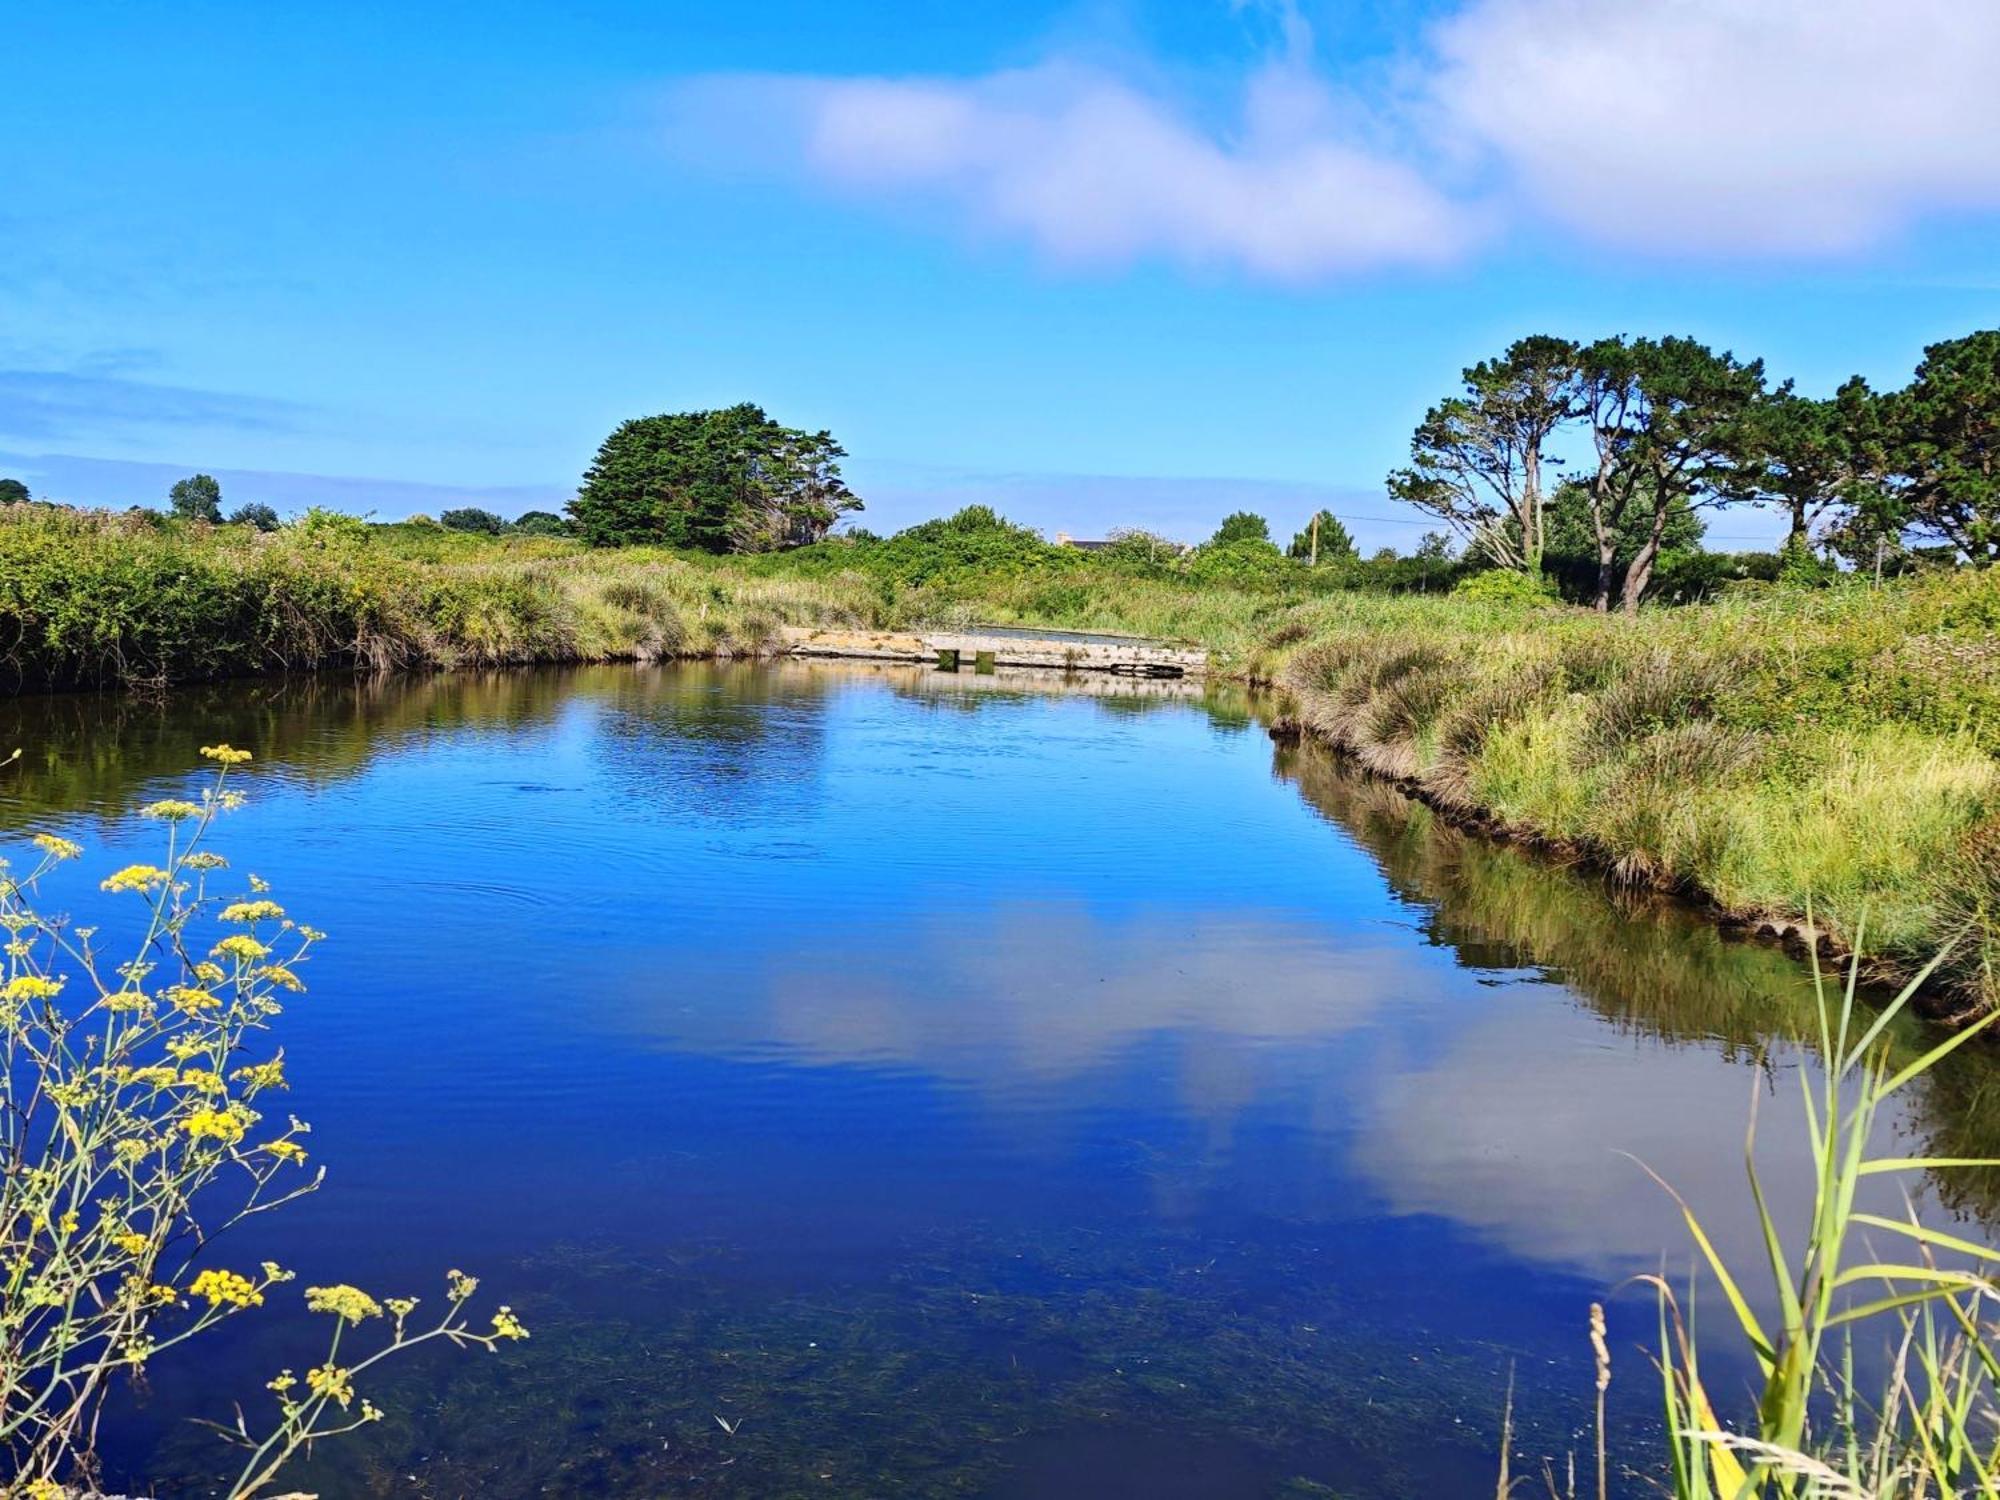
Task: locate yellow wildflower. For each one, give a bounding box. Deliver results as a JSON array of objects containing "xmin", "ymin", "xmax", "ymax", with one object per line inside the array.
[
  {"xmin": 138, "ymin": 799, "xmax": 202, "ymax": 822},
  {"xmin": 305, "ymin": 1284, "xmax": 382, "ymax": 1323},
  {"xmin": 200, "ymin": 744, "xmax": 252, "ymax": 765},
  {"xmin": 31, "ymin": 833, "xmax": 82, "ymax": 861},
  {"xmin": 211, "ymin": 935, "xmax": 270, "ymax": 962},
  {"xmin": 220, "ymin": 899, "xmax": 285, "ymax": 924},
  {"xmin": 104, "ymin": 989, "xmax": 152, "ymax": 1013},
  {"xmin": 112, "ymin": 1137, "xmax": 153, "ymax": 1161},
  {"xmin": 189, "ymin": 1268, "xmax": 264, "ymax": 1309},
  {"xmin": 260, "ymin": 1139, "xmax": 308, "ymax": 1165},
  {"xmin": 121, "ymin": 1276, "xmax": 178, "ymax": 1307},
  {"xmin": 101, "ymin": 864, "xmax": 169, "ymax": 894},
  {"xmin": 183, "ymin": 852, "xmax": 229, "ymax": 871},
  {"xmin": 164, "ymin": 1036, "xmax": 204, "ymax": 1061},
  {"xmin": 183, "ymin": 1108, "xmax": 245, "ymax": 1145},
  {"xmin": 267, "ymin": 1368, "xmax": 297, "ymax": 1394},
  {"xmin": 491, "ymin": 1306, "xmax": 530, "ymax": 1341},
  {"xmin": 110, "ymin": 1230, "xmax": 149, "ymax": 1255},
  {"xmin": 165, "ymin": 985, "xmax": 222, "ymax": 1015},
  {"xmin": 232, "ymin": 1059, "xmax": 286, "ymax": 1090},
  {"xmin": 3, "ymin": 975, "xmax": 63, "ymax": 1001},
  {"xmin": 254, "ymin": 964, "xmax": 305, "ymax": 992},
  {"xmin": 177, "ymin": 1068, "xmax": 225, "ymax": 1095},
  {"xmin": 22, "ymin": 1476, "xmax": 66, "ymax": 1500},
  {"xmin": 446, "ymin": 1268, "xmax": 479, "ymax": 1301},
  {"xmin": 306, "ymin": 1363, "xmax": 354, "ymax": 1407},
  {"xmin": 193, "ymin": 960, "xmax": 225, "ymax": 983},
  {"xmin": 121, "ymin": 1066, "xmax": 179, "ymax": 1089}
]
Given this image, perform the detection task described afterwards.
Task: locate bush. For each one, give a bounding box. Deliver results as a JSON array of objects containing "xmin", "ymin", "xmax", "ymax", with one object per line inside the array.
[
  {"xmin": 1451, "ymin": 568, "xmax": 1559, "ymax": 605},
  {"xmin": 513, "ymin": 510, "xmax": 570, "ymax": 537},
  {"xmin": 227, "ymin": 502, "xmax": 281, "ymax": 533},
  {"xmin": 1185, "ymin": 538, "xmax": 1291, "ymax": 587},
  {"xmin": 440, "ymin": 507, "xmax": 508, "ymax": 535},
  {"xmin": 288, "ymin": 507, "xmax": 370, "ymax": 548}
]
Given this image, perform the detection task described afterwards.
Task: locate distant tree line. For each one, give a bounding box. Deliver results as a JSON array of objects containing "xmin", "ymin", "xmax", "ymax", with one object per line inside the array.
[{"xmin": 1385, "ymin": 328, "xmax": 2000, "ymax": 612}]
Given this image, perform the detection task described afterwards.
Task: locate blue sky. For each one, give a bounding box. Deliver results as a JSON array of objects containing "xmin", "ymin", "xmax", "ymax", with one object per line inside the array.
[{"xmin": 5, "ymin": 0, "xmax": 1998, "ymax": 550}]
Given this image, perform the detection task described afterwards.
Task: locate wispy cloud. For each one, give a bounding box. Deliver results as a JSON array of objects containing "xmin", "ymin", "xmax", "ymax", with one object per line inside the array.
[
  {"xmin": 663, "ymin": 0, "xmax": 2000, "ymax": 279},
  {"xmin": 0, "ymin": 368, "xmax": 307, "ymax": 444}
]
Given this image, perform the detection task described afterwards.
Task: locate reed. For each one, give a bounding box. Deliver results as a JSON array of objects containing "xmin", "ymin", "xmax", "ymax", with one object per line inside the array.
[{"xmin": 1633, "ymin": 930, "xmax": 2000, "ymax": 1497}]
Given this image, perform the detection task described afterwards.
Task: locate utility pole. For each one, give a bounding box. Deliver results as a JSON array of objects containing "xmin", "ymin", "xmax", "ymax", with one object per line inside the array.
[{"xmin": 1309, "ymin": 512, "xmax": 1319, "ymax": 568}]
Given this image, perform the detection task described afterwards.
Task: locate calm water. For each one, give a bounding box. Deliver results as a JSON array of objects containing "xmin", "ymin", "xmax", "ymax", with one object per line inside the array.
[{"xmin": 7, "ymin": 663, "xmax": 1999, "ymax": 1498}]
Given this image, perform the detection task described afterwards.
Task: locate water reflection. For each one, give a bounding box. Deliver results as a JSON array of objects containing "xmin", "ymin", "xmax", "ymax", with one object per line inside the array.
[
  {"xmin": 1278, "ymin": 746, "xmax": 2000, "ymax": 1242},
  {"xmin": 3, "ymin": 663, "xmax": 1996, "ymax": 1498}
]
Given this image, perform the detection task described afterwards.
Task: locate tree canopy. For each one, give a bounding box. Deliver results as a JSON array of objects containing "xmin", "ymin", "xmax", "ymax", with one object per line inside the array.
[
  {"xmin": 1210, "ymin": 511, "xmax": 1271, "ymax": 546},
  {"xmin": 1386, "ymin": 335, "xmax": 1583, "ymax": 577},
  {"xmin": 441, "ymin": 507, "xmax": 507, "ymax": 535},
  {"xmin": 168, "ymin": 474, "xmax": 222, "ymax": 524},
  {"xmin": 1889, "ymin": 330, "xmax": 2000, "ymax": 565},
  {"xmin": 513, "ymin": 510, "xmax": 570, "ymax": 537},
  {"xmin": 227, "ymin": 502, "xmax": 280, "ymax": 532},
  {"xmin": 1287, "ymin": 509, "xmax": 1355, "ymax": 564},
  {"xmin": 1572, "ymin": 336, "xmax": 1766, "ymax": 612},
  {"xmin": 0, "ymin": 478, "xmax": 29, "ymax": 505},
  {"xmin": 568, "ymin": 404, "xmax": 862, "ymax": 552}
]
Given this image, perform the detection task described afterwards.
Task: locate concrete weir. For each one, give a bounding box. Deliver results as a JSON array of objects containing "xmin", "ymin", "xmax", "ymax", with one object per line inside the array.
[{"xmin": 782, "ymin": 625, "xmax": 1207, "ymax": 678}]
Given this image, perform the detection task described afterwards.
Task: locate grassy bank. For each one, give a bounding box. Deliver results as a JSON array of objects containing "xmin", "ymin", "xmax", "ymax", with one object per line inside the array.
[
  {"xmin": 6, "ymin": 500, "xmax": 2000, "ymax": 1009},
  {"xmin": 1257, "ymin": 574, "xmax": 2000, "ymax": 1009},
  {"xmin": 0, "ymin": 505, "xmax": 877, "ymax": 688},
  {"xmin": 0, "ymin": 504, "xmax": 1328, "ymax": 688}
]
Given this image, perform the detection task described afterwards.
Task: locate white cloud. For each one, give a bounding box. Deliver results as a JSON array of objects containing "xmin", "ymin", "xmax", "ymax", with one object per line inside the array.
[
  {"xmin": 664, "ymin": 0, "xmax": 2000, "ymax": 275},
  {"xmin": 1428, "ymin": 0, "xmax": 2000, "ymax": 254},
  {"xmin": 665, "ymin": 18, "xmax": 1475, "ymax": 283},
  {"xmin": 801, "ymin": 60, "xmax": 1472, "ymax": 278}
]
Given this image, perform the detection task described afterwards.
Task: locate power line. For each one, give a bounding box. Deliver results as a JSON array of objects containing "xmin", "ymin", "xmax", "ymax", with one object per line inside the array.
[{"xmin": 1326, "ymin": 509, "xmax": 1781, "ymax": 544}]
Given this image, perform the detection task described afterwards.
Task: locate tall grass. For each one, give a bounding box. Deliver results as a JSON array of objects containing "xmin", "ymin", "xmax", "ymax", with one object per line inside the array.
[
  {"xmin": 1546, "ymin": 931, "xmax": 2000, "ymax": 1498},
  {"xmin": 0, "ymin": 506, "xmax": 883, "ymax": 689}
]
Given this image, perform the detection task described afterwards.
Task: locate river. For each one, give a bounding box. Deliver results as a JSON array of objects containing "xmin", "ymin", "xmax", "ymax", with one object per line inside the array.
[{"xmin": 5, "ymin": 662, "xmax": 1996, "ymax": 1498}]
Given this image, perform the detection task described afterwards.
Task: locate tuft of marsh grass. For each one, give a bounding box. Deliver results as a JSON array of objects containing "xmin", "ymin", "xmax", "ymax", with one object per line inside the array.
[{"xmin": 1543, "ymin": 931, "xmax": 2000, "ymax": 1499}]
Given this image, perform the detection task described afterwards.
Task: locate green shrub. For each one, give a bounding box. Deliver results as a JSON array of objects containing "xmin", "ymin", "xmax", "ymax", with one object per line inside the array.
[
  {"xmin": 440, "ymin": 507, "xmax": 508, "ymax": 535},
  {"xmin": 1450, "ymin": 568, "xmax": 1558, "ymax": 605}
]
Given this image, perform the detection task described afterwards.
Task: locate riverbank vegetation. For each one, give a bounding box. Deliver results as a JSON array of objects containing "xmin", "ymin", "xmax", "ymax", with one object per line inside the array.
[{"xmin": 1263, "ymin": 572, "xmax": 2000, "ymax": 1009}]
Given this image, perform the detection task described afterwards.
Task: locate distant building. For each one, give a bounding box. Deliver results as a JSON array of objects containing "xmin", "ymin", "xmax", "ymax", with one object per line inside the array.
[{"xmin": 1054, "ymin": 532, "xmax": 1113, "ymax": 551}]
